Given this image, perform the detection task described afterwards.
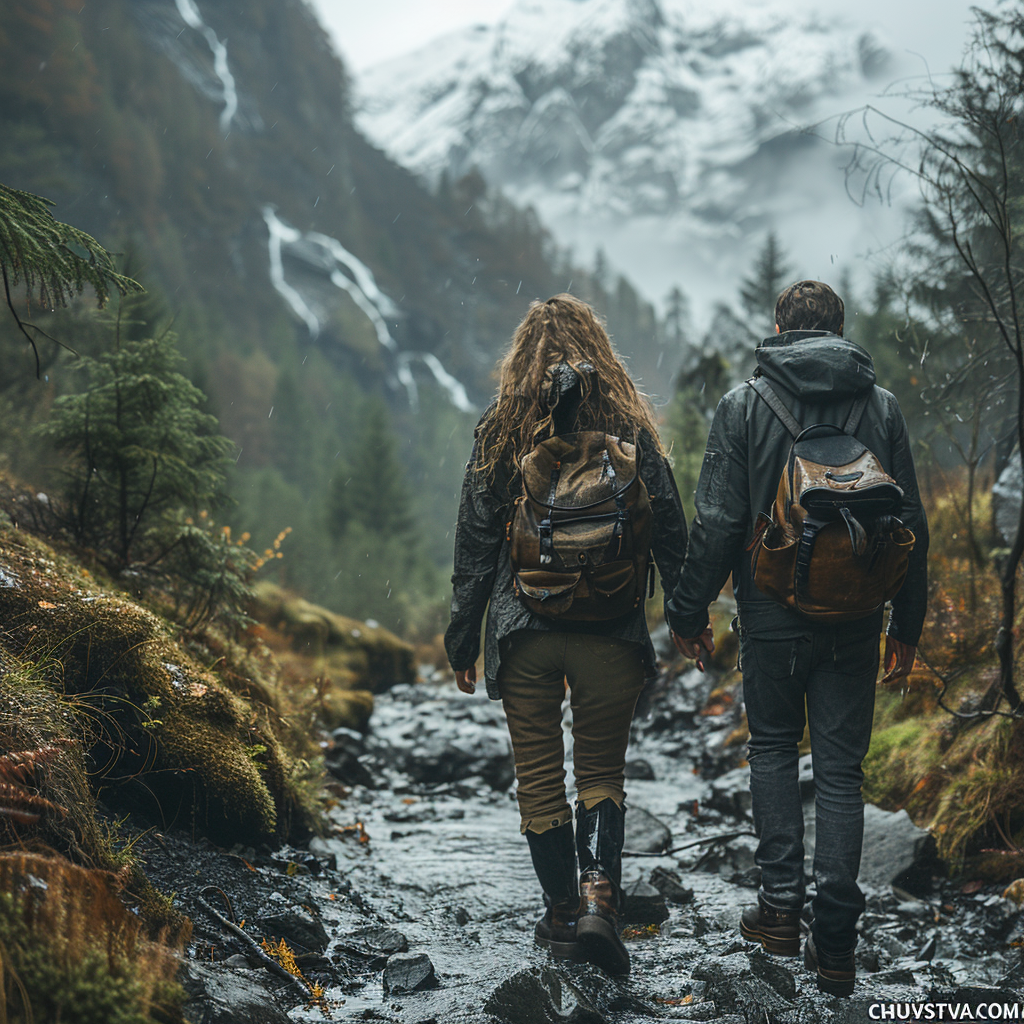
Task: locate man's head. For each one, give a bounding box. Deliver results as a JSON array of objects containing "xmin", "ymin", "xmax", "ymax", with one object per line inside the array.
[{"xmin": 774, "ymin": 280, "xmax": 844, "ymax": 336}]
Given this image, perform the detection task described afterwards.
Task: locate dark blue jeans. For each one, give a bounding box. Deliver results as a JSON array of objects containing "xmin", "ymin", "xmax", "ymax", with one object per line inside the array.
[{"xmin": 740, "ymin": 627, "xmax": 878, "ymax": 954}]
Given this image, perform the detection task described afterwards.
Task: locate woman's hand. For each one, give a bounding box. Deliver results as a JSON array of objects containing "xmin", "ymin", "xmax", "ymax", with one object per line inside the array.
[
  {"xmin": 455, "ymin": 665, "xmax": 477, "ymax": 694},
  {"xmin": 671, "ymin": 626, "xmax": 716, "ymax": 673}
]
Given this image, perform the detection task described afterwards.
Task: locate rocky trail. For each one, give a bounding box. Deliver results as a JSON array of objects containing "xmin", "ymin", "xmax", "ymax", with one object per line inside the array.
[{"xmin": 135, "ymin": 631, "xmax": 1024, "ymax": 1024}]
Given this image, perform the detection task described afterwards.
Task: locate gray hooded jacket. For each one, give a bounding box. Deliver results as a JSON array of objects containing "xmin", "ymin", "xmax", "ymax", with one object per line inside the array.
[
  {"xmin": 444, "ymin": 364, "xmax": 689, "ymax": 698},
  {"xmin": 665, "ymin": 330, "xmax": 929, "ymax": 644}
]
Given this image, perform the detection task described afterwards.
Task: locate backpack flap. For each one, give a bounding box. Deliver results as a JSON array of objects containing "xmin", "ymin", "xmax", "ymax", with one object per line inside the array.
[
  {"xmin": 510, "ymin": 430, "xmax": 653, "ymax": 621},
  {"xmin": 748, "ymin": 381, "xmax": 916, "ymax": 622}
]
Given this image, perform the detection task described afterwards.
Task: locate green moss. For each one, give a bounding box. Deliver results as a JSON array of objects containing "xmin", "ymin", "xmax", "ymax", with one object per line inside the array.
[
  {"xmin": 863, "ymin": 718, "xmax": 939, "ymax": 810},
  {"xmin": 0, "ymin": 528, "xmax": 316, "ymax": 846}
]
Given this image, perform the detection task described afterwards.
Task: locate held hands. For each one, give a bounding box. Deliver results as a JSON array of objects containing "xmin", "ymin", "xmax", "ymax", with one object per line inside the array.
[
  {"xmin": 879, "ymin": 636, "xmax": 917, "ymax": 690},
  {"xmin": 671, "ymin": 625, "xmax": 716, "ymax": 673},
  {"xmin": 455, "ymin": 664, "xmax": 477, "ymax": 694}
]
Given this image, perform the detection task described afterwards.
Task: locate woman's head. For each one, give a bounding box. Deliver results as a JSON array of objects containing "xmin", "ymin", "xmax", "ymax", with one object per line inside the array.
[{"xmin": 476, "ymin": 294, "xmax": 662, "ymax": 474}]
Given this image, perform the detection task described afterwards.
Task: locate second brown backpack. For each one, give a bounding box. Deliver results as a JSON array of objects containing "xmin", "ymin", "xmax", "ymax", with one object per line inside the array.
[{"xmin": 747, "ymin": 377, "xmax": 915, "ymax": 622}]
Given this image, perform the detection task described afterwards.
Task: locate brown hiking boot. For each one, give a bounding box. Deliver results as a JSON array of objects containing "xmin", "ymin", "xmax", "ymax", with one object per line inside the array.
[
  {"xmin": 739, "ymin": 896, "xmax": 802, "ymax": 957},
  {"xmin": 805, "ymin": 933, "xmax": 856, "ymax": 996},
  {"xmin": 534, "ymin": 894, "xmax": 581, "ymax": 959},
  {"xmin": 575, "ymin": 800, "xmax": 630, "ymax": 977},
  {"xmin": 577, "ymin": 869, "xmax": 629, "ymax": 976}
]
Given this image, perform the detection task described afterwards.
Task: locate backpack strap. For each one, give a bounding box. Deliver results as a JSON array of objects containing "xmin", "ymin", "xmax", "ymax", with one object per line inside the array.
[
  {"xmin": 843, "ymin": 393, "xmax": 870, "ymax": 435},
  {"xmin": 748, "ymin": 377, "xmax": 801, "ymax": 438}
]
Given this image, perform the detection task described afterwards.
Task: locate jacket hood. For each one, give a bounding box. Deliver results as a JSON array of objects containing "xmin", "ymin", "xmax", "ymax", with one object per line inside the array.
[{"xmin": 754, "ymin": 331, "xmax": 876, "ymax": 400}]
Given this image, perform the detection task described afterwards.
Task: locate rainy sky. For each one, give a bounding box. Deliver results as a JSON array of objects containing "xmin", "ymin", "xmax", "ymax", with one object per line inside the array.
[{"xmin": 312, "ymin": 0, "xmax": 978, "ymax": 76}]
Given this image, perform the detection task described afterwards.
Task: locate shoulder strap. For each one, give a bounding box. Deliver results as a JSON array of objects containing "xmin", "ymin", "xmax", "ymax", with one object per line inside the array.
[
  {"xmin": 748, "ymin": 377, "xmax": 801, "ymax": 439},
  {"xmin": 843, "ymin": 393, "xmax": 869, "ymax": 435}
]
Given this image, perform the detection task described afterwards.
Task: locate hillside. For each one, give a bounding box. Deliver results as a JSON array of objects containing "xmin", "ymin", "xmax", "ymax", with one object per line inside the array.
[{"xmin": 0, "ymin": 0, "xmax": 664, "ymax": 627}]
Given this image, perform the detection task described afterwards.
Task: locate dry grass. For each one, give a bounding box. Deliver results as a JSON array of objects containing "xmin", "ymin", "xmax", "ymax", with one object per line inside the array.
[{"xmin": 0, "ymin": 851, "xmax": 188, "ymax": 1024}]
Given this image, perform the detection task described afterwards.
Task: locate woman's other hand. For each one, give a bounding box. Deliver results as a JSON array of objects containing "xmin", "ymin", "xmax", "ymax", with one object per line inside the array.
[
  {"xmin": 456, "ymin": 665, "xmax": 477, "ymax": 694},
  {"xmin": 671, "ymin": 626, "xmax": 715, "ymax": 673}
]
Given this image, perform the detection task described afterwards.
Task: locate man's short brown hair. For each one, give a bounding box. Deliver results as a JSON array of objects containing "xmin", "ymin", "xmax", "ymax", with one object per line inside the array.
[{"xmin": 774, "ymin": 280, "xmax": 844, "ymax": 335}]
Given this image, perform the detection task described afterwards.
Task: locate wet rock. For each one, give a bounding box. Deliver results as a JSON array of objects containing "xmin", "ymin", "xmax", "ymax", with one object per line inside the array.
[
  {"xmin": 485, "ymin": 966, "xmax": 606, "ymax": 1023},
  {"xmin": 382, "ymin": 951, "xmax": 437, "ymax": 993},
  {"xmin": 624, "ymin": 806, "xmax": 672, "ymax": 854},
  {"xmin": 372, "ymin": 699, "xmax": 515, "ymax": 790},
  {"xmin": 873, "ymin": 966, "xmax": 919, "ymax": 985},
  {"xmin": 708, "ymin": 765, "xmax": 752, "ymax": 818},
  {"xmin": 691, "ymin": 951, "xmax": 796, "ymax": 1021},
  {"xmin": 623, "ymin": 758, "xmax": 655, "ymax": 780},
  {"xmin": 254, "ymin": 906, "xmax": 329, "ymax": 953},
  {"xmin": 180, "ymin": 961, "xmax": 291, "ymax": 1024},
  {"xmin": 338, "ymin": 925, "xmax": 409, "ymax": 964},
  {"xmin": 325, "ymin": 743, "xmax": 378, "ymax": 789},
  {"xmin": 859, "ymin": 805, "xmax": 936, "ymax": 893},
  {"xmin": 623, "ymin": 878, "xmax": 669, "ymax": 924},
  {"xmin": 649, "ymin": 866, "xmax": 694, "ymax": 904}
]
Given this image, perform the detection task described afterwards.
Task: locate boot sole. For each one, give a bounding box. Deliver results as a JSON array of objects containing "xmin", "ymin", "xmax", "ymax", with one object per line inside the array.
[
  {"xmin": 739, "ymin": 920, "xmax": 801, "ymax": 957},
  {"xmin": 804, "ymin": 941, "xmax": 855, "ymax": 996},
  {"xmin": 577, "ymin": 916, "xmax": 630, "ymax": 976}
]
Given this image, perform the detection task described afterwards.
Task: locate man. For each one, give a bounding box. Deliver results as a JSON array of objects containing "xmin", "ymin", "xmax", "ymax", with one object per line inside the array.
[{"xmin": 665, "ymin": 281, "xmax": 928, "ymax": 996}]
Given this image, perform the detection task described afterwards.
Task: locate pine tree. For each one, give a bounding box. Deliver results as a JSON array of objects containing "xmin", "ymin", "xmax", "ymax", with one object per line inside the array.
[
  {"xmin": 328, "ymin": 400, "xmax": 414, "ymax": 542},
  {"xmin": 664, "ymin": 285, "xmax": 690, "ymax": 347},
  {"xmin": 738, "ymin": 231, "xmax": 793, "ymax": 337},
  {"xmin": 0, "ymin": 183, "xmax": 141, "ymax": 375},
  {"xmin": 37, "ymin": 330, "xmax": 234, "ymax": 566}
]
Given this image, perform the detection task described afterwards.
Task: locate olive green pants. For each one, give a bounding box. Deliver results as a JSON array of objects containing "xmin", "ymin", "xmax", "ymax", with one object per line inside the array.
[{"xmin": 497, "ymin": 630, "xmax": 646, "ymax": 835}]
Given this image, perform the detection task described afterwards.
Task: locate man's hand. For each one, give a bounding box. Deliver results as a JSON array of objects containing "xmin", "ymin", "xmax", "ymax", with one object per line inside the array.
[
  {"xmin": 671, "ymin": 625, "xmax": 716, "ymax": 673},
  {"xmin": 880, "ymin": 637, "xmax": 917, "ymax": 688},
  {"xmin": 455, "ymin": 665, "xmax": 477, "ymax": 694}
]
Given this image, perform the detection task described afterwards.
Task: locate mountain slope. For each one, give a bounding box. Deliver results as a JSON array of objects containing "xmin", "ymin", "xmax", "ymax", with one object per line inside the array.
[{"xmin": 357, "ymin": 0, "xmax": 901, "ymax": 313}]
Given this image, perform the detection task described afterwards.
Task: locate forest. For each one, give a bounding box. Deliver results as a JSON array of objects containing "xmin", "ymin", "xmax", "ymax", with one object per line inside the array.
[{"xmin": 0, "ymin": 0, "xmax": 1023, "ymax": 1021}]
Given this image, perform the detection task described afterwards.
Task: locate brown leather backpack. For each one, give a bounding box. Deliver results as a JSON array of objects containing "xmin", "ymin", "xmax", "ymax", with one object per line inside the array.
[
  {"xmin": 747, "ymin": 377, "xmax": 915, "ymax": 622},
  {"xmin": 508, "ymin": 431, "xmax": 653, "ymax": 620}
]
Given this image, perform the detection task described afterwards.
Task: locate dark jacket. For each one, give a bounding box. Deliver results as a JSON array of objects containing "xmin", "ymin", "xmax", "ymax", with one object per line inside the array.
[
  {"xmin": 665, "ymin": 330, "xmax": 929, "ymax": 644},
  {"xmin": 444, "ymin": 367, "xmax": 689, "ymax": 698}
]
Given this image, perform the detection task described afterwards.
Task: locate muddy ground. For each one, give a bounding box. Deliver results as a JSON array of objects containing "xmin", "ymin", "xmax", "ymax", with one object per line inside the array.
[{"xmin": 132, "ymin": 636, "xmax": 1024, "ymax": 1024}]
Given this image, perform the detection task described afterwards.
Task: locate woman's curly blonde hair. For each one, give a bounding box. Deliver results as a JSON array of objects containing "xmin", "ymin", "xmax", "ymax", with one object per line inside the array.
[{"xmin": 475, "ymin": 293, "xmax": 663, "ymax": 477}]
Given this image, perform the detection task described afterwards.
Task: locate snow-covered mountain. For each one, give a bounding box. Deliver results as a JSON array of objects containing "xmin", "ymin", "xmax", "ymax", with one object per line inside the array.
[{"xmin": 356, "ymin": 0, "xmax": 909, "ymax": 317}]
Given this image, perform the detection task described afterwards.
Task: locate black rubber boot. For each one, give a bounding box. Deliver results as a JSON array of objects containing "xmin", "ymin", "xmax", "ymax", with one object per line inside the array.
[
  {"xmin": 805, "ymin": 933, "xmax": 856, "ymax": 996},
  {"xmin": 525, "ymin": 823, "xmax": 580, "ymax": 958},
  {"xmin": 575, "ymin": 799, "xmax": 630, "ymax": 977},
  {"xmin": 739, "ymin": 895, "xmax": 802, "ymax": 956}
]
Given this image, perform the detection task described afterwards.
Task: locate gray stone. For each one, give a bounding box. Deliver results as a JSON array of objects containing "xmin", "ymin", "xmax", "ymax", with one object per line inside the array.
[
  {"xmin": 624, "ymin": 806, "xmax": 672, "ymax": 854},
  {"xmin": 180, "ymin": 961, "xmax": 292, "ymax": 1024},
  {"xmin": 649, "ymin": 866, "xmax": 694, "ymax": 904},
  {"xmin": 708, "ymin": 765, "xmax": 752, "ymax": 818},
  {"xmin": 691, "ymin": 951, "xmax": 796, "ymax": 1021},
  {"xmin": 484, "ymin": 966, "xmax": 606, "ymax": 1023},
  {"xmin": 255, "ymin": 906, "xmax": 329, "ymax": 953},
  {"xmin": 348, "ymin": 925, "xmax": 409, "ymax": 957},
  {"xmin": 383, "ymin": 951, "xmax": 437, "ymax": 994},
  {"xmin": 623, "ymin": 758, "xmax": 656, "ymax": 780},
  {"xmin": 623, "ymin": 878, "xmax": 669, "ymax": 924},
  {"xmin": 858, "ymin": 805, "xmax": 936, "ymax": 892}
]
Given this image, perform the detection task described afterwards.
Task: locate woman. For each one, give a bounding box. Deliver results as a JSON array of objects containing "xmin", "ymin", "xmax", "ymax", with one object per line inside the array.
[{"xmin": 444, "ymin": 294, "xmax": 687, "ymax": 976}]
